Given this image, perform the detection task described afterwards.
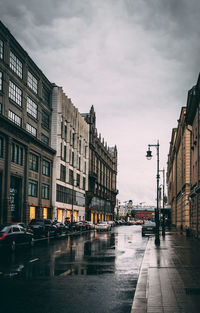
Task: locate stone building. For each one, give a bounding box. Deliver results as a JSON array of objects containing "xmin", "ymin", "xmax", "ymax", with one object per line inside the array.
[
  {"xmin": 167, "ymin": 108, "xmax": 191, "ymax": 231},
  {"xmin": 186, "ymin": 79, "xmax": 200, "ymax": 237},
  {"xmin": 0, "ymin": 21, "xmax": 55, "ymax": 223},
  {"xmin": 83, "ymin": 106, "xmax": 118, "ymax": 223},
  {"xmin": 51, "ymin": 86, "xmax": 89, "ymax": 223}
]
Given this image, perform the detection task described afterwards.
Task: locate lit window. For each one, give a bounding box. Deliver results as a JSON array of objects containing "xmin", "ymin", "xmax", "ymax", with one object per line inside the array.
[
  {"xmin": 9, "ymin": 81, "xmax": 22, "ymax": 106},
  {"xmin": 27, "ymin": 71, "xmax": 38, "ymax": 93},
  {"xmin": 42, "ymin": 184, "xmax": 49, "ymax": 199},
  {"xmin": 26, "ymin": 123, "xmax": 37, "ymax": 137},
  {"xmin": 0, "ymin": 40, "xmax": 3, "ymax": 59},
  {"xmin": 8, "ymin": 110, "xmax": 22, "ymax": 127},
  {"xmin": 27, "ymin": 97, "xmax": 37, "ymax": 119},
  {"xmin": 10, "ymin": 51, "xmax": 23, "ymax": 78},
  {"xmin": 28, "ymin": 180, "xmax": 38, "ymax": 197}
]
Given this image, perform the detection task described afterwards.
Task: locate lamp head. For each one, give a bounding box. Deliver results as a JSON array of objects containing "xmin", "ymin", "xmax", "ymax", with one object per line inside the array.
[{"xmin": 146, "ymin": 149, "xmax": 152, "ymax": 160}]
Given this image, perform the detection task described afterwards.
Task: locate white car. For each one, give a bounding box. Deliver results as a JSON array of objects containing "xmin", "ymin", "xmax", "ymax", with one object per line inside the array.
[{"xmin": 95, "ymin": 222, "xmax": 111, "ymax": 231}]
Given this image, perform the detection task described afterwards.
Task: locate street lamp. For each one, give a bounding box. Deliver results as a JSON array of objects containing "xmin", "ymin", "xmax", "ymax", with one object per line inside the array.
[
  {"xmin": 146, "ymin": 140, "xmax": 160, "ymax": 246},
  {"xmin": 159, "ymin": 168, "xmax": 166, "ymax": 237}
]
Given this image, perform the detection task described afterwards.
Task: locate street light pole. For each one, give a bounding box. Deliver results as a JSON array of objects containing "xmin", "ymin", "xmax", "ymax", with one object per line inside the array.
[
  {"xmin": 159, "ymin": 168, "xmax": 165, "ymax": 237},
  {"xmin": 146, "ymin": 140, "xmax": 160, "ymax": 246}
]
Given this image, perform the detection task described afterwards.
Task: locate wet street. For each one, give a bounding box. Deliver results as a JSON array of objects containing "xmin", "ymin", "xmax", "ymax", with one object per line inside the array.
[{"xmin": 0, "ymin": 225, "xmax": 148, "ymax": 313}]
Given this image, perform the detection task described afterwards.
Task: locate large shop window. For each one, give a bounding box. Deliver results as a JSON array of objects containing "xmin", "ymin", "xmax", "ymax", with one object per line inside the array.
[
  {"xmin": 30, "ymin": 206, "xmax": 36, "ymax": 220},
  {"xmin": 28, "ymin": 180, "xmax": 38, "ymax": 197}
]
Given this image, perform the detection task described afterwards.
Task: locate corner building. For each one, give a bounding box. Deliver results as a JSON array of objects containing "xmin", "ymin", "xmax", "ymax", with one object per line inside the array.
[
  {"xmin": 51, "ymin": 86, "xmax": 89, "ymax": 223},
  {"xmin": 0, "ymin": 21, "xmax": 55, "ymax": 223},
  {"xmin": 83, "ymin": 106, "xmax": 118, "ymax": 223}
]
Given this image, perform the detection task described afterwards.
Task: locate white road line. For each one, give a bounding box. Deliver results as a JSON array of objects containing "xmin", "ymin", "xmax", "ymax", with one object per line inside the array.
[
  {"xmin": 55, "ymin": 249, "xmax": 61, "ymax": 253},
  {"xmin": 29, "ymin": 258, "xmax": 39, "ymax": 263}
]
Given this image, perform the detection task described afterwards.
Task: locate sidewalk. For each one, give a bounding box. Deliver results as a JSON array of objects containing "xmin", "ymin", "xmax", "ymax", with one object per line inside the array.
[{"xmin": 131, "ymin": 231, "xmax": 200, "ymax": 313}]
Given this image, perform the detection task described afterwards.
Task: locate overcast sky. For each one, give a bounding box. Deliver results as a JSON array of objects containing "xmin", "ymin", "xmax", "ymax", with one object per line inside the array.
[{"xmin": 1, "ymin": 0, "xmax": 200, "ymax": 206}]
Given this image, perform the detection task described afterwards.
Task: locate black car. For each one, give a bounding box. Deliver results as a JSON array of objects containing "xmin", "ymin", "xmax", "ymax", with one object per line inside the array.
[
  {"xmin": 52, "ymin": 222, "xmax": 69, "ymax": 235},
  {"xmin": 142, "ymin": 221, "xmax": 156, "ymax": 236},
  {"xmin": 29, "ymin": 218, "xmax": 56, "ymax": 238},
  {"xmin": 0, "ymin": 224, "xmax": 34, "ymax": 251}
]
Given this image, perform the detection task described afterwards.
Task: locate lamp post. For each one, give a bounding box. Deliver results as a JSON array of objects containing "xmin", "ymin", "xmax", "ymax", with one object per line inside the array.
[
  {"xmin": 146, "ymin": 140, "xmax": 160, "ymax": 246},
  {"xmin": 159, "ymin": 168, "xmax": 166, "ymax": 237}
]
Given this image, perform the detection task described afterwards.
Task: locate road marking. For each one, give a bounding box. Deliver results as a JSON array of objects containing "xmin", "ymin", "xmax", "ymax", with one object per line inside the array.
[
  {"xmin": 29, "ymin": 258, "xmax": 39, "ymax": 263},
  {"xmin": 55, "ymin": 249, "xmax": 61, "ymax": 253}
]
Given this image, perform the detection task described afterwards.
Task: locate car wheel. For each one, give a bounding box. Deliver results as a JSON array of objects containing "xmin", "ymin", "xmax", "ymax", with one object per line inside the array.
[{"xmin": 11, "ymin": 240, "xmax": 16, "ymax": 252}]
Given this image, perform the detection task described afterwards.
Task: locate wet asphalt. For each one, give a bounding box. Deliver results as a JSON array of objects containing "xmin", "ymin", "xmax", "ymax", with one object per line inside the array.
[{"xmin": 0, "ymin": 225, "xmax": 148, "ymax": 313}]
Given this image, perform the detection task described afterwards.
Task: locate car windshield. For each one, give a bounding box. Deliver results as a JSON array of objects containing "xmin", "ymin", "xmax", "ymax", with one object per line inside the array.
[{"xmin": 0, "ymin": 224, "xmax": 9, "ymax": 231}]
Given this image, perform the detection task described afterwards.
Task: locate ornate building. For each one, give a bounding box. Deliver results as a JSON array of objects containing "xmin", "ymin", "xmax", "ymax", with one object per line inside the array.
[
  {"xmin": 51, "ymin": 86, "xmax": 89, "ymax": 223},
  {"xmin": 0, "ymin": 21, "xmax": 55, "ymax": 223},
  {"xmin": 83, "ymin": 106, "xmax": 118, "ymax": 223}
]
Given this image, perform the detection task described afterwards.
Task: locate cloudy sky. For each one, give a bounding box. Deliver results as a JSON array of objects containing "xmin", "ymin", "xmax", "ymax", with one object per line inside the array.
[{"xmin": 1, "ymin": 0, "xmax": 200, "ymax": 205}]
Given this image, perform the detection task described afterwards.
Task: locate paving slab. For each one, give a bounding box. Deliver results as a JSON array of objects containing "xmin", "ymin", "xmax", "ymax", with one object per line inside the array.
[{"xmin": 131, "ymin": 232, "xmax": 200, "ymax": 313}]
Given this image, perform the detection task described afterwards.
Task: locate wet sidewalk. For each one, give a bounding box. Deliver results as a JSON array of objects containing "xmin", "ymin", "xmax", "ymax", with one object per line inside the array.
[{"xmin": 131, "ymin": 231, "xmax": 200, "ymax": 313}]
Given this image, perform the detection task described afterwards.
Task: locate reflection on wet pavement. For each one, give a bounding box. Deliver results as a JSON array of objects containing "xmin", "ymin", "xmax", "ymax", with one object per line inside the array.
[{"xmin": 0, "ymin": 226, "xmax": 147, "ymax": 280}]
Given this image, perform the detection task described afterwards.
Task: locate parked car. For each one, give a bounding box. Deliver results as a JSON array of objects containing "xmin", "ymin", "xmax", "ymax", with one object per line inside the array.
[
  {"xmin": 0, "ymin": 224, "xmax": 34, "ymax": 251},
  {"xmin": 52, "ymin": 221, "xmax": 69, "ymax": 235},
  {"xmin": 87, "ymin": 221, "xmax": 95, "ymax": 230},
  {"xmin": 73, "ymin": 221, "xmax": 85, "ymax": 231},
  {"xmin": 80, "ymin": 221, "xmax": 90, "ymax": 230},
  {"xmin": 29, "ymin": 218, "xmax": 57, "ymax": 238},
  {"xmin": 107, "ymin": 221, "xmax": 115, "ymax": 227},
  {"xmin": 142, "ymin": 221, "xmax": 156, "ymax": 236},
  {"xmin": 95, "ymin": 222, "xmax": 111, "ymax": 232},
  {"xmin": 10, "ymin": 222, "xmax": 33, "ymax": 233}
]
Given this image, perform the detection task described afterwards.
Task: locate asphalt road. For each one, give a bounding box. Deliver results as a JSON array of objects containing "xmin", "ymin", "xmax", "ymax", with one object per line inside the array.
[{"xmin": 0, "ymin": 225, "xmax": 148, "ymax": 313}]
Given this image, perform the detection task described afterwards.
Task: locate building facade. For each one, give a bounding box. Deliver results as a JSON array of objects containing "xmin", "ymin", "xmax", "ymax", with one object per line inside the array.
[
  {"xmin": 0, "ymin": 21, "xmax": 55, "ymax": 224},
  {"xmin": 51, "ymin": 86, "xmax": 89, "ymax": 223},
  {"xmin": 186, "ymin": 80, "xmax": 200, "ymax": 237},
  {"xmin": 83, "ymin": 106, "xmax": 118, "ymax": 224},
  {"xmin": 167, "ymin": 108, "xmax": 191, "ymax": 231}
]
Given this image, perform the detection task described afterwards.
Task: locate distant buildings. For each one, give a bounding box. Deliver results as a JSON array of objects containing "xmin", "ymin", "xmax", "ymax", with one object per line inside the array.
[
  {"xmin": 167, "ymin": 74, "xmax": 200, "ymax": 237},
  {"xmin": 0, "ymin": 21, "xmax": 118, "ymax": 224}
]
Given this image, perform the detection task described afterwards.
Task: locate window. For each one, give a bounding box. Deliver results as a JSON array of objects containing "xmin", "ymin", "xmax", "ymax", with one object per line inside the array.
[
  {"xmin": 26, "ymin": 123, "xmax": 37, "ymax": 137},
  {"xmin": 79, "ymin": 139, "xmax": 81, "ymax": 153},
  {"xmin": 71, "ymin": 151, "xmax": 74, "ymax": 166},
  {"xmin": 8, "ymin": 110, "xmax": 22, "ymax": 126},
  {"xmin": 11, "ymin": 143, "xmax": 23, "ymax": 165},
  {"xmin": 60, "ymin": 164, "xmax": 66, "ymax": 182},
  {"xmin": 0, "ymin": 71, "xmax": 2, "ymax": 91},
  {"xmin": 0, "ymin": 40, "xmax": 3, "ymax": 59},
  {"xmin": 10, "ymin": 51, "xmax": 23, "ymax": 78},
  {"xmin": 42, "ymin": 86, "xmax": 50, "ymax": 106},
  {"xmin": 42, "ymin": 184, "xmax": 49, "ymax": 199},
  {"xmin": 64, "ymin": 146, "xmax": 66, "ymax": 162},
  {"xmin": 27, "ymin": 71, "xmax": 38, "ymax": 93},
  {"xmin": 85, "ymin": 145, "xmax": 87, "ymax": 158},
  {"xmin": 28, "ymin": 180, "xmax": 38, "ymax": 197},
  {"xmin": 41, "ymin": 134, "xmax": 49, "ymax": 145},
  {"xmin": 77, "ymin": 173, "xmax": 80, "ymax": 187},
  {"xmin": 69, "ymin": 169, "xmax": 73, "ymax": 185},
  {"xmin": 0, "ymin": 137, "xmax": 3, "ymax": 157},
  {"xmin": 72, "ymin": 133, "xmax": 75, "ymax": 148},
  {"xmin": 78, "ymin": 157, "xmax": 81, "ymax": 170},
  {"xmin": 42, "ymin": 160, "xmax": 50, "ymax": 176},
  {"xmin": 29, "ymin": 153, "xmax": 38, "ymax": 171},
  {"xmin": 64, "ymin": 125, "xmax": 67, "ymax": 141},
  {"xmin": 42, "ymin": 111, "xmax": 49, "ymax": 129},
  {"xmin": 83, "ymin": 177, "xmax": 86, "ymax": 190},
  {"xmin": 27, "ymin": 97, "xmax": 37, "ymax": 119},
  {"xmin": 84, "ymin": 161, "xmax": 86, "ymax": 174},
  {"xmin": 9, "ymin": 81, "xmax": 22, "ymax": 106}
]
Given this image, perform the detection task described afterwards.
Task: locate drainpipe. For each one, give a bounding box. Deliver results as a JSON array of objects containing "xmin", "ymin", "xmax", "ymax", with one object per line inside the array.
[
  {"xmin": 175, "ymin": 148, "xmax": 177, "ymax": 228},
  {"xmin": 181, "ymin": 123, "xmax": 183, "ymax": 233}
]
